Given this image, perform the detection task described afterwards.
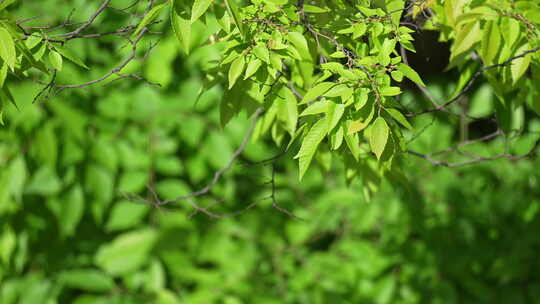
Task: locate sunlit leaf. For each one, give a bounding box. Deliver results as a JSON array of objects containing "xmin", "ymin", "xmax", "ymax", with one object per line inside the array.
[
  {"xmin": 224, "ymin": 0, "xmax": 245, "ymax": 39},
  {"xmin": 59, "ymin": 269, "xmax": 115, "ymax": 292},
  {"xmin": 451, "ymin": 21, "xmax": 481, "ymax": 59},
  {"xmin": 228, "ymin": 56, "xmax": 245, "ymax": 89},
  {"xmin": 276, "ymin": 86, "xmax": 298, "ymax": 135},
  {"xmin": 132, "ymin": 2, "xmax": 167, "ymax": 38},
  {"xmin": 301, "ymin": 82, "xmax": 335, "ymax": 104},
  {"xmin": 385, "ymin": 108, "xmax": 412, "ymax": 130},
  {"xmin": 511, "ymin": 43, "xmax": 532, "ymax": 84},
  {"xmin": 191, "ymin": 0, "xmax": 214, "ymax": 22},
  {"xmin": 95, "ymin": 229, "xmax": 157, "ymax": 275},
  {"xmin": 370, "ymin": 117, "xmax": 389, "ymax": 160},
  {"xmin": 287, "ymin": 31, "xmax": 311, "ymax": 61},
  {"xmin": 0, "ymin": 27, "xmax": 16, "ymax": 70},
  {"xmin": 0, "ymin": 0, "xmax": 16, "ymax": 10},
  {"xmin": 53, "ymin": 44, "xmax": 89, "ymax": 69},
  {"xmin": 326, "ymin": 102, "xmax": 345, "ymax": 134},
  {"xmin": 59, "ymin": 184, "xmax": 84, "ymax": 237},
  {"xmin": 303, "ymin": 4, "xmax": 329, "ymax": 13},
  {"xmin": 171, "ymin": 2, "xmax": 191, "ymax": 54},
  {"xmin": 296, "ymin": 118, "xmax": 327, "ymax": 180},
  {"xmin": 48, "ymin": 50, "xmax": 63, "ymax": 71},
  {"xmin": 481, "ymin": 21, "xmax": 501, "ymax": 65},
  {"xmin": 243, "ymin": 58, "xmax": 262, "ymax": 80},
  {"xmin": 252, "ymin": 43, "xmax": 270, "ymax": 63},
  {"xmin": 397, "ymin": 63, "xmax": 426, "ymax": 87},
  {"xmin": 379, "ymin": 86, "xmax": 401, "ymax": 96},
  {"xmin": 300, "ymin": 100, "xmax": 329, "ymax": 116}
]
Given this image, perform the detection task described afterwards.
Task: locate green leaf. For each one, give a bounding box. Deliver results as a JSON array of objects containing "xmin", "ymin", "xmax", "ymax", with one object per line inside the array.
[
  {"xmin": 155, "ymin": 179, "xmax": 191, "ymax": 201},
  {"xmin": 191, "ymin": 0, "xmax": 213, "ymax": 22},
  {"xmin": 352, "ymin": 23, "xmax": 367, "ymax": 39},
  {"xmin": 379, "ymin": 86, "xmax": 401, "ymax": 96},
  {"xmin": 287, "ymin": 31, "xmax": 311, "ymax": 61},
  {"xmin": 0, "ymin": 27, "xmax": 16, "ymax": 70},
  {"xmin": 481, "ymin": 21, "xmax": 501, "ymax": 65},
  {"xmin": 524, "ymin": 7, "xmax": 540, "ymax": 21},
  {"xmin": 296, "ymin": 118, "xmax": 327, "ymax": 180},
  {"xmin": 0, "ymin": 0, "xmax": 16, "ymax": 11},
  {"xmin": 303, "ymin": 4, "xmax": 329, "ymax": 13},
  {"xmin": 390, "ymin": 70, "xmax": 403, "ymax": 82},
  {"xmin": 300, "ymin": 100, "xmax": 329, "ymax": 116},
  {"xmin": 501, "ymin": 17, "xmax": 520, "ymax": 48},
  {"xmin": 0, "ymin": 85, "xmax": 17, "ymax": 110},
  {"xmin": 378, "ymin": 38, "xmax": 396, "ymax": 66},
  {"xmin": 53, "ymin": 44, "xmax": 89, "ymax": 69},
  {"xmin": 331, "ymin": 125, "xmax": 344, "ymax": 150},
  {"xmin": 326, "ymin": 102, "xmax": 345, "ymax": 134},
  {"xmin": 59, "ymin": 269, "xmax": 115, "ymax": 292},
  {"xmin": 276, "ymin": 86, "xmax": 298, "ymax": 135},
  {"xmin": 0, "ymin": 61, "xmax": 7, "ymax": 87},
  {"xmin": 8, "ymin": 156, "xmax": 26, "ymax": 200},
  {"xmin": 106, "ymin": 200, "xmax": 149, "ymax": 232},
  {"xmin": 171, "ymin": 2, "xmax": 191, "ymax": 54},
  {"xmin": 60, "ymin": 184, "xmax": 84, "ymax": 237},
  {"xmin": 157, "ymin": 290, "xmax": 181, "ymax": 304},
  {"xmin": 18, "ymin": 279, "xmax": 52, "ymax": 304},
  {"xmin": 33, "ymin": 42, "xmax": 47, "ymax": 61},
  {"xmin": 228, "ymin": 56, "xmax": 245, "ymax": 89},
  {"xmin": 95, "ymin": 229, "xmax": 157, "ymax": 275},
  {"xmin": 85, "ymin": 165, "xmax": 114, "ymax": 219},
  {"xmin": 348, "ymin": 103, "xmax": 374, "ymax": 134},
  {"xmin": 155, "ymin": 156, "xmax": 183, "ymax": 176},
  {"xmin": 329, "ymin": 51, "xmax": 347, "ymax": 58},
  {"xmin": 300, "ymin": 82, "xmax": 335, "ymax": 104},
  {"xmin": 385, "ymin": 108, "xmax": 412, "ymax": 130},
  {"xmin": 118, "ymin": 170, "xmax": 148, "ymax": 193},
  {"xmin": 370, "ymin": 117, "xmax": 389, "ymax": 160},
  {"xmin": 243, "ymin": 58, "xmax": 262, "ymax": 79},
  {"xmin": 220, "ymin": 81, "xmax": 245, "ymax": 127},
  {"xmin": 48, "ymin": 50, "xmax": 63, "ymax": 71},
  {"xmin": 132, "ymin": 2, "xmax": 167, "ymax": 38},
  {"xmin": 224, "ymin": 0, "xmax": 245, "ymax": 39},
  {"xmin": 25, "ymin": 166, "xmax": 61, "ymax": 196},
  {"xmin": 0, "ymin": 224, "xmax": 16, "ymax": 265},
  {"xmin": 511, "ymin": 43, "xmax": 532, "ymax": 84},
  {"xmin": 145, "ymin": 259, "xmax": 165, "ymax": 293},
  {"xmin": 386, "ymin": 0, "xmax": 405, "ymax": 25},
  {"xmin": 468, "ymin": 83, "xmax": 494, "ymax": 117},
  {"xmin": 397, "ymin": 63, "xmax": 426, "ymax": 87},
  {"xmin": 455, "ymin": 7, "xmax": 496, "ymax": 26},
  {"xmin": 252, "ymin": 43, "xmax": 270, "ymax": 63},
  {"xmin": 25, "ymin": 34, "xmax": 42, "ymax": 49},
  {"xmin": 343, "ymin": 122, "xmax": 361, "ymax": 160},
  {"xmin": 324, "ymin": 84, "xmax": 351, "ymax": 97},
  {"xmin": 451, "ymin": 21, "xmax": 481, "ymax": 59},
  {"xmin": 269, "ymin": 52, "xmax": 282, "ymax": 71}
]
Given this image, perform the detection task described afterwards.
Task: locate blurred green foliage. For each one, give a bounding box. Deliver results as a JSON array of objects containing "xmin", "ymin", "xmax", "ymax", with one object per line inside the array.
[{"xmin": 2, "ymin": 1, "xmax": 540, "ymax": 304}]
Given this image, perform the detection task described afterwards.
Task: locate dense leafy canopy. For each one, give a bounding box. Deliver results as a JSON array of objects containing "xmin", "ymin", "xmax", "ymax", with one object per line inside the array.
[
  {"xmin": 1, "ymin": 1, "xmax": 540, "ymax": 191},
  {"xmin": 1, "ymin": 0, "xmax": 540, "ymax": 303}
]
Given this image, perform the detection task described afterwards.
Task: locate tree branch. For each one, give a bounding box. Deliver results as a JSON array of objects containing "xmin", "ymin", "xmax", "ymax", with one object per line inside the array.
[{"xmin": 157, "ymin": 108, "xmax": 265, "ymax": 206}]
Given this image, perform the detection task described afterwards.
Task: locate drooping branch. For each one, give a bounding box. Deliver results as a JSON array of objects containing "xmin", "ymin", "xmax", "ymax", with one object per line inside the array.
[
  {"xmin": 408, "ymin": 148, "xmax": 538, "ymax": 168},
  {"xmin": 406, "ymin": 45, "xmax": 540, "ymax": 118},
  {"xmin": 26, "ymin": 0, "xmax": 161, "ymax": 101},
  {"xmin": 56, "ymin": 0, "xmax": 111, "ymax": 40},
  {"xmin": 158, "ymin": 108, "xmax": 265, "ymax": 206},
  {"xmin": 125, "ymin": 107, "xmax": 301, "ymax": 219}
]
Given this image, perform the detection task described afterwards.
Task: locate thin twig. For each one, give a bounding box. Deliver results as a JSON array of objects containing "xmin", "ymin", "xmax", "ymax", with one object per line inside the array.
[
  {"xmin": 56, "ymin": 0, "xmax": 111, "ymax": 39},
  {"xmin": 157, "ymin": 108, "xmax": 266, "ymax": 206}
]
